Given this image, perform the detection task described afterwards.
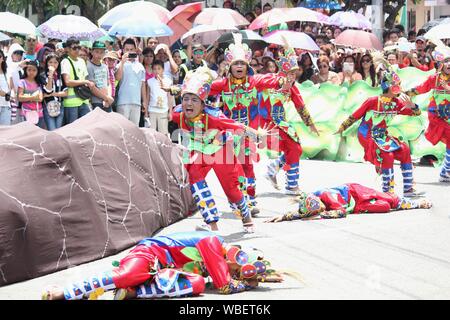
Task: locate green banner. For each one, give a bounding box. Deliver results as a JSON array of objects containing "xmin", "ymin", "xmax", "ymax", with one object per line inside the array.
[{"xmin": 261, "ymin": 67, "xmax": 446, "ymax": 165}]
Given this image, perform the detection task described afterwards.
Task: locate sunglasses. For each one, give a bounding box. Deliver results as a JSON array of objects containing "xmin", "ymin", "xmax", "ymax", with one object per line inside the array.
[
  {"xmin": 70, "ymin": 46, "xmax": 81, "ymax": 50},
  {"xmin": 193, "ymin": 50, "xmax": 204, "ymax": 55}
]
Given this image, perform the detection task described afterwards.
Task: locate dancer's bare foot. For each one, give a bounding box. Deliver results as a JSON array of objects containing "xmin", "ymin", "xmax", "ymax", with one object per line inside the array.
[
  {"xmin": 41, "ymin": 285, "xmax": 65, "ymax": 300},
  {"xmin": 419, "ymin": 199, "xmax": 432, "ymax": 209}
]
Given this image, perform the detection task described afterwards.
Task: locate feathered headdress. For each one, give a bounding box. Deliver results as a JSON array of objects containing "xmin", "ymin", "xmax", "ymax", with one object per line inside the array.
[
  {"xmin": 224, "ymin": 32, "xmax": 252, "ymax": 65},
  {"xmin": 181, "ymin": 67, "xmax": 215, "ymax": 101},
  {"xmin": 276, "ymin": 35, "xmax": 299, "ymax": 74}
]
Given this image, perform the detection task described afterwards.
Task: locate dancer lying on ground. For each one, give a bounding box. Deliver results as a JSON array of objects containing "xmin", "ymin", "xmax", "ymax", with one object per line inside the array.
[
  {"xmin": 42, "ymin": 231, "xmax": 283, "ymax": 300},
  {"xmin": 265, "ymin": 183, "xmax": 432, "ymax": 222}
]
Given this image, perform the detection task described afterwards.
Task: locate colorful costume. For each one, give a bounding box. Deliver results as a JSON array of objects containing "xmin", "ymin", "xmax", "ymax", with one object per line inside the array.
[
  {"xmin": 56, "ymin": 231, "xmax": 275, "ymax": 300},
  {"xmin": 208, "ymin": 34, "xmax": 286, "ymax": 210},
  {"xmin": 407, "ymin": 47, "xmax": 450, "ymax": 182},
  {"xmin": 172, "ymin": 67, "xmax": 255, "ymax": 232},
  {"xmin": 261, "ymin": 48, "xmax": 317, "ymax": 193},
  {"xmin": 338, "ymin": 71, "xmax": 422, "ymax": 196},
  {"xmin": 278, "ymin": 183, "xmax": 431, "ymax": 221}
]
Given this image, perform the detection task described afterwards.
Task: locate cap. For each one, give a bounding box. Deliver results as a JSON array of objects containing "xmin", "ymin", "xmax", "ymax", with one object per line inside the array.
[
  {"xmin": 92, "ymin": 41, "xmax": 106, "ymax": 49},
  {"xmin": 415, "ymin": 36, "xmax": 426, "ymax": 43},
  {"xmin": 154, "ymin": 44, "xmax": 165, "ymax": 54},
  {"xmin": 103, "ymin": 51, "xmax": 120, "ymax": 61}
]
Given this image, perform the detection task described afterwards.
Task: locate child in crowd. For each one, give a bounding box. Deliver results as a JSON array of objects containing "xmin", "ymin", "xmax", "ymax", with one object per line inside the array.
[{"xmin": 17, "ymin": 60, "xmax": 44, "ymax": 128}]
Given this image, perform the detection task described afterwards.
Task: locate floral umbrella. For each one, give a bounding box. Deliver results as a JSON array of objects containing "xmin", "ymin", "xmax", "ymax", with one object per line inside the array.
[{"xmin": 38, "ymin": 15, "xmax": 104, "ymax": 41}]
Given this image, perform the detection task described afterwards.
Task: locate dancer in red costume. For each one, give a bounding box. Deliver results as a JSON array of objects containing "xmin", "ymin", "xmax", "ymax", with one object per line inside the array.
[
  {"xmin": 336, "ymin": 68, "xmax": 424, "ymax": 197},
  {"xmin": 260, "ymin": 47, "xmax": 319, "ymax": 194},
  {"xmin": 265, "ymin": 183, "xmax": 432, "ymax": 222},
  {"xmin": 208, "ymin": 33, "xmax": 293, "ymax": 215},
  {"xmin": 169, "ymin": 67, "xmax": 264, "ymax": 233},
  {"xmin": 41, "ymin": 231, "xmax": 283, "ymax": 300},
  {"xmin": 406, "ymin": 45, "xmax": 450, "ymax": 183}
]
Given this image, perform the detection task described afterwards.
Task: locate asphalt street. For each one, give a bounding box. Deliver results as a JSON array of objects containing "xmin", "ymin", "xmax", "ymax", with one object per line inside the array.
[{"xmin": 0, "ymin": 158, "xmax": 449, "ymax": 300}]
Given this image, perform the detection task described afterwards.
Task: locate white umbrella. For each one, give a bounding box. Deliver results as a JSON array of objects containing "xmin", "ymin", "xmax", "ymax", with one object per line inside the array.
[
  {"xmin": 424, "ymin": 22, "xmax": 450, "ymax": 40},
  {"xmin": 181, "ymin": 24, "xmax": 238, "ymax": 46},
  {"xmin": 98, "ymin": 0, "xmax": 171, "ymax": 30},
  {"xmin": 263, "ymin": 30, "xmax": 320, "ymax": 51},
  {"xmin": 38, "ymin": 15, "xmax": 104, "ymax": 41},
  {"xmin": 194, "ymin": 8, "xmax": 249, "ymax": 28},
  {"xmin": 0, "ymin": 12, "xmax": 36, "ymax": 36},
  {"xmin": 328, "ymin": 10, "xmax": 372, "ymax": 30},
  {"xmin": 286, "ymin": 7, "xmax": 329, "ymax": 24}
]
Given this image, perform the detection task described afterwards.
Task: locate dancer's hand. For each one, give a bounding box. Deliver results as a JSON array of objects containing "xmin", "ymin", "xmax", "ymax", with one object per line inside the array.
[
  {"xmin": 264, "ymin": 215, "xmax": 284, "ymax": 223},
  {"xmin": 309, "ymin": 124, "xmax": 320, "ymax": 136},
  {"xmin": 333, "ymin": 127, "xmax": 344, "ymax": 135},
  {"xmin": 398, "ymin": 93, "xmax": 416, "ymax": 109}
]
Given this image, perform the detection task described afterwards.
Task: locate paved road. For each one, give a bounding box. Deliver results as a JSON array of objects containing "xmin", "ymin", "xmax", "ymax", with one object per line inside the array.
[{"xmin": 1, "ymin": 158, "xmax": 449, "ymax": 300}]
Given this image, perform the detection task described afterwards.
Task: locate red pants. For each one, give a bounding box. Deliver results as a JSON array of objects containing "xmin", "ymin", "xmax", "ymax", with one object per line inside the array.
[
  {"xmin": 112, "ymin": 245, "xmax": 205, "ymax": 295},
  {"xmin": 186, "ymin": 153, "xmax": 243, "ymax": 204},
  {"xmin": 266, "ymin": 128, "xmax": 302, "ymax": 165},
  {"xmin": 358, "ymin": 135, "xmax": 412, "ymax": 169}
]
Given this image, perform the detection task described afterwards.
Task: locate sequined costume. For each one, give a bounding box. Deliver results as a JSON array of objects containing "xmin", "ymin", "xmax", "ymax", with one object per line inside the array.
[
  {"xmin": 261, "ymin": 48, "xmax": 317, "ymax": 193},
  {"xmin": 208, "ymin": 34, "xmax": 286, "ymax": 209},
  {"xmin": 338, "ymin": 95, "xmax": 421, "ymax": 194},
  {"xmin": 58, "ymin": 232, "xmax": 262, "ymax": 299},
  {"xmin": 280, "ymin": 183, "xmax": 431, "ymax": 221},
  {"xmin": 407, "ymin": 47, "xmax": 450, "ymax": 182}
]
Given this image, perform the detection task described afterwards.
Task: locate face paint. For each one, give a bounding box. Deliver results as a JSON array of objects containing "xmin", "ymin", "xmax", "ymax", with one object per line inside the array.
[{"xmin": 391, "ymin": 85, "xmax": 401, "ymax": 95}]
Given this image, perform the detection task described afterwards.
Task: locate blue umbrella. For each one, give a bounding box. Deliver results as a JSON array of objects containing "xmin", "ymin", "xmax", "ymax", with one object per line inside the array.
[
  {"xmin": 108, "ymin": 16, "xmax": 173, "ymax": 37},
  {"xmin": 298, "ymin": 0, "xmax": 342, "ymax": 10}
]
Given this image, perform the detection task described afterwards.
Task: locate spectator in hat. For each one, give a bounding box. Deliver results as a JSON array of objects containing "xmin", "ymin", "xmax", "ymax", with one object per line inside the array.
[
  {"xmin": 6, "ymin": 43, "xmax": 26, "ymax": 124},
  {"xmin": 103, "ymin": 51, "xmax": 120, "ymax": 100},
  {"xmin": 87, "ymin": 41, "xmax": 114, "ymax": 112},
  {"xmin": 400, "ymin": 36, "xmax": 435, "ymax": 71},
  {"xmin": 178, "ymin": 43, "xmax": 209, "ymax": 85}
]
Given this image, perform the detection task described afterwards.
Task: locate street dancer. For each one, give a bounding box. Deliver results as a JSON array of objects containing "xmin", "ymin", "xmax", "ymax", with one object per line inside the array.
[
  {"xmin": 41, "ymin": 231, "xmax": 282, "ymax": 300},
  {"xmin": 336, "ymin": 68, "xmax": 424, "ymax": 197},
  {"xmin": 261, "ymin": 47, "xmax": 319, "ymax": 194},
  {"xmin": 171, "ymin": 67, "xmax": 265, "ymax": 233},
  {"xmin": 208, "ymin": 33, "xmax": 293, "ymax": 214},
  {"xmin": 406, "ymin": 45, "xmax": 450, "ymax": 183},
  {"xmin": 265, "ymin": 183, "xmax": 432, "ymax": 222}
]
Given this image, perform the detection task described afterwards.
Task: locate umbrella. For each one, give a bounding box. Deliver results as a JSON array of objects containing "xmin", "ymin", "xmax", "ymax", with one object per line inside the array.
[
  {"xmin": 98, "ymin": 0, "xmax": 171, "ymax": 30},
  {"xmin": 298, "ymin": 0, "xmax": 341, "ymax": 10},
  {"xmin": 334, "ymin": 30, "xmax": 382, "ymax": 51},
  {"xmin": 263, "ymin": 30, "xmax": 320, "ymax": 51},
  {"xmin": 194, "ymin": 8, "xmax": 249, "ymax": 28},
  {"xmin": 181, "ymin": 24, "xmax": 238, "ymax": 46},
  {"xmin": 0, "ymin": 31, "xmax": 11, "ymax": 42},
  {"xmin": 424, "ymin": 22, "xmax": 450, "ymax": 40},
  {"xmin": 248, "ymin": 8, "xmax": 293, "ymax": 30},
  {"xmin": 328, "ymin": 10, "xmax": 372, "ymax": 30},
  {"xmin": 165, "ymin": 2, "xmax": 203, "ymax": 46},
  {"xmin": 217, "ymin": 30, "xmax": 267, "ymax": 51},
  {"xmin": 108, "ymin": 15, "xmax": 173, "ymax": 37},
  {"xmin": 38, "ymin": 15, "xmax": 104, "ymax": 41},
  {"xmin": 422, "ymin": 17, "xmax": 450, "ymax": 32},
  {"xmin": 286, "ymin": 7, "xmax": 330, "ymax": 24},
  {"xmin": 0, "ymin": 12, "xmax": 36, "ymax": 36}
]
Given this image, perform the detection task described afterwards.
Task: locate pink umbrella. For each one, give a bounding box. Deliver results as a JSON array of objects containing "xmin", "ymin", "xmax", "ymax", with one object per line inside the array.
[
  {"xmin": 334, "ymin": 29, "xmax": 382, "ymax": 51},
  {"xmin": 248, "ymin": 8, "xmax": 293, "ymax": 30},
  {"xmin": 328, "ymin": 10, "xmax": 372, "ymax": 30},
  {"xmin": 165, "ymin": 2, "xmax": 203, "ymax": 46},
  {"xmin": 286, "ymin": 7, "xmax": 330, "ymax": 24},
  {"xmin": 194, "ymin": 8, "xmax": 249, "ymax": 28}
]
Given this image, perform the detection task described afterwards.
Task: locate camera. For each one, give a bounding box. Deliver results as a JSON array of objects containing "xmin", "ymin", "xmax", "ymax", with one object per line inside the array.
[
  {"xmin": 128, "ymin": 53, "xmax": 138, "ymax": 59},
  {"xmin": 4, "ymin": 93, "xmax": 10, "ymax": 102}
]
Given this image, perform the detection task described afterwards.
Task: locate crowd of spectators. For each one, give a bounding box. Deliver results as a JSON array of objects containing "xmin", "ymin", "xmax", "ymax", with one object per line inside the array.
[{"xmin": 0, "ymin": 2, "xmax": 448, "ymax": 135}]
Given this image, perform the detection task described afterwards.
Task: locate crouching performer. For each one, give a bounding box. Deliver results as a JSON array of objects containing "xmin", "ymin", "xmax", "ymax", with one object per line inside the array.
[
  {"xmin": 41, "ymin": 231, "xmax": 283, "ymax": 300},
  {"xmin": 265, "ymin": 183, "xmax": 432, "ymax": 222}
]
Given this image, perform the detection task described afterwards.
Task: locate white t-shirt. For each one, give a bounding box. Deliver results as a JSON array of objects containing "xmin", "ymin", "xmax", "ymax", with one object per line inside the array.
[
  {"xmin": 0, "ymin": 72, "xmax": 10, "ymax": 107},
  {"xmin": 147, "ymin": 75, "xmax": 172, "ymax": 114}
]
